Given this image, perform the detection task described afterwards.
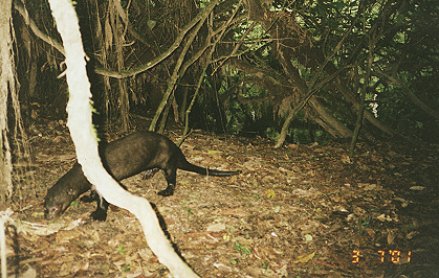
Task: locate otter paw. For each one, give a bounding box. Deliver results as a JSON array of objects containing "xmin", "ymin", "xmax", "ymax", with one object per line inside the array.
[{"xmin": 90, "ymin": 210, "xmax": 107, "ymax": 221}]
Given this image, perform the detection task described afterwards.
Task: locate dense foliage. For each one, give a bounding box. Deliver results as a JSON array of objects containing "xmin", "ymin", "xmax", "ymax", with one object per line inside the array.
[{"xmin": 13, "ymin": 0, "xmax": 439, "ymax": 144}]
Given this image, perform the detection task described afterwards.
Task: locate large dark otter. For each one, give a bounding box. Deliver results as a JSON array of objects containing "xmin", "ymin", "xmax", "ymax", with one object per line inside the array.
[{"xmin": 44, "ymin": 131, "xmax": 239, "ymax": 220}]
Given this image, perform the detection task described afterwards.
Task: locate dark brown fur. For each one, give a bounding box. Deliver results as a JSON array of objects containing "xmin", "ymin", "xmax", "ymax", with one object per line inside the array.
[{"xmin": 44, "ymin": 131, "xmax": 239, "ymax": 220}]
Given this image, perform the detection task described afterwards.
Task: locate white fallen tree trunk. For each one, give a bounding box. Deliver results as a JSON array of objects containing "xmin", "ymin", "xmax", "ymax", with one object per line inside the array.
[{"xmin": 47, "ymin": 0, "xmax": 198, "ymax": 277}]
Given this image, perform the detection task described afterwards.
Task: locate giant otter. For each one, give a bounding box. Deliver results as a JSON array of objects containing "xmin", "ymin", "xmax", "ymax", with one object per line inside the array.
[{"xmin": 44, "ymin": 131, "xmax": 239, "ymax": 220}]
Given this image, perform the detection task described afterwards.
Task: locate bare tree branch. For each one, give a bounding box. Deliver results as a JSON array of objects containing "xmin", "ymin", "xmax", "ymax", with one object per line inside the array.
[
  {"xmin": 15, "ymin": 0, "xmax": 220, "ymax": 79},
  {"xmin": 15, "ymin": 1, "xmax": 65, "ymax": 55}
]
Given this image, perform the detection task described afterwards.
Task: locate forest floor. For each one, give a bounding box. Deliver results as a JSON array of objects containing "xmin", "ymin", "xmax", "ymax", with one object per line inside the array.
[{"xmin": 2, "ymin": 121, "xmax": 439, "ymax": 278}]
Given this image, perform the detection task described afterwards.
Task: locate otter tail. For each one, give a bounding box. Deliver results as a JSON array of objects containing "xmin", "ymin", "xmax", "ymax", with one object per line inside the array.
[{"xmin": 177, "ymin": 158, "xmax": 239, "ymax": 176}]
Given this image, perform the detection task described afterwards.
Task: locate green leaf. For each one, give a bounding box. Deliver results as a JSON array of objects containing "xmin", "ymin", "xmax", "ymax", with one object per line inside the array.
[
  {"xmin": 70, "ymin": 200, "xmax": 80, "ymax": 207},
  {"xmin": 234, "ymin": 241, "xmax": 252, "ymax": 255},
  {"xmin": 116, "ymin": 245, "xmax": 126, "ymax": 255},
  {"xmin": 147, "ymin": 20, "xmax": 156, "ymax": 30}
]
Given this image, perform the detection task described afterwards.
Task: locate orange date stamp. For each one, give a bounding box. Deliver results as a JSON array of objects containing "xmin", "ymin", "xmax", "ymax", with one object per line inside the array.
[{"xmin": 352, "ymin": 249, "xmax": 412, "ymax": 264}]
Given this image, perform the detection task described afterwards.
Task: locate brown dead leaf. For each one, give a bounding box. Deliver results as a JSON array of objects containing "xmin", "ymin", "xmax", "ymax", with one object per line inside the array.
[
  {"xmin": 265, "ymin": 189, "xmax": 276, "ymax": 199},
  {"xmin": 17, "ymin": 128, "xmax": 437, "ymax": 277},
  {"xmin": 406, "ymin": 231, "xmax": 418, "ymax": 240},
  {"xmin": 409, "ymin": 185, "xmax": 425, "ymax": 191},
  {"xmin": 387, "ymin": 230, "xmax": 396, "ymax": 245},
  {"xmin": 353, "ymin": 206, "xmax": 366, "ymax": 216},
  {"xmin": 376, "ymin": 214, "xmax": 392, "ymax": 222},
  {"xmin": 293, "ymin": 252, "xmax": 316, "ymax": 264},
  {"xmin": 288, "ymin": 144, "xmax": 299, "ymax": 150},
  {"xmin": 340, "ymin": 154, "xmax": 352, "ymax": 164},
  {"xmin": 207, "ymin": 149, "xmax": 222, "ymax": 156},
  {"xmin": 206, "ymin": 222, "xmax": 226, "ymax": 232},
  {"xmin": 365, "ymin": 228, "xmax": 376, "ymax": 238}
]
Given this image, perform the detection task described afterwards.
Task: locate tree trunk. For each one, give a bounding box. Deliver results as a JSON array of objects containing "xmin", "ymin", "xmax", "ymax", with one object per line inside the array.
[
  {"xmin": 149, "ymin": 1, "xmax": 218, "ymax": 131},
  {"xmin": 111, "ymin": 0, "xmax": 130, "ymax": 131},
  {"xmin": 254, "ymin": 9, "xmax": 352, "ymax": 142},
  {"xmin": 0, "ymin": 0, "xmax": 15, "ymax": 201},
  {"xmin": 334, "ymin": 78, "xmax": 395, "ymax": 137},
  {"xmin": 309, "ymin": 97, "xmax": 353, "ymax": 138}
]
